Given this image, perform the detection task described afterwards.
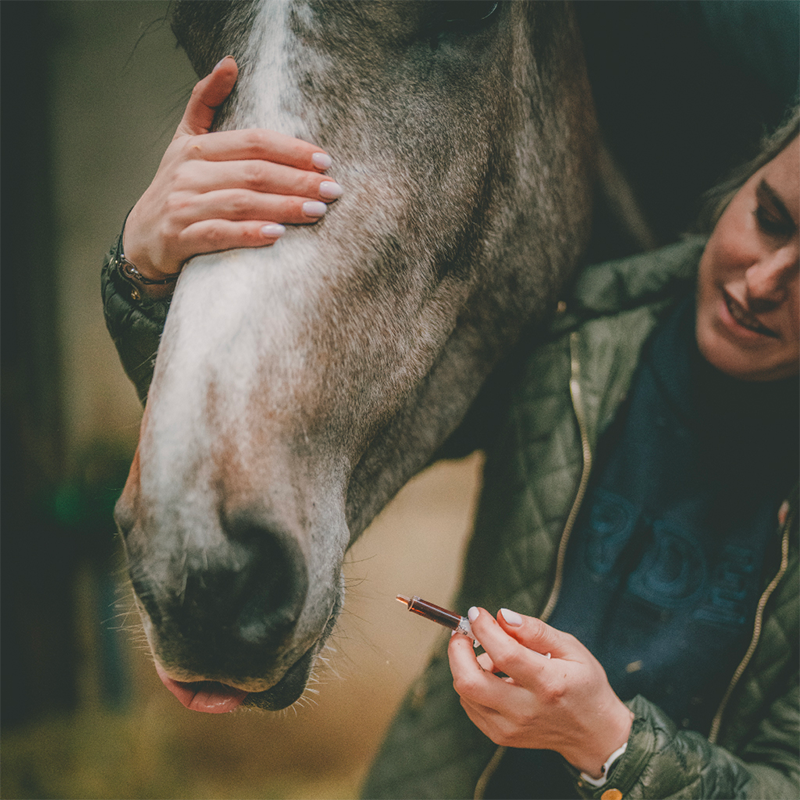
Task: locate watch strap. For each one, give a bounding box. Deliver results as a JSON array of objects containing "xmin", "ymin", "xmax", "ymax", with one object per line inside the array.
[
  {"xmin": 580, "ymin": 742, "xmax": 628, "ymax": 788},
  {"xmin": 114, "ymin": 251, "xmax": 179, "ymax": 286}
]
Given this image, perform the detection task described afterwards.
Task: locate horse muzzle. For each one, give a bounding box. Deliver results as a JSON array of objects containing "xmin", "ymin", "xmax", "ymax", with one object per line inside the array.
[{"xmin": 116, "ymin": 468, "xmax": 343, "ymax": 712}]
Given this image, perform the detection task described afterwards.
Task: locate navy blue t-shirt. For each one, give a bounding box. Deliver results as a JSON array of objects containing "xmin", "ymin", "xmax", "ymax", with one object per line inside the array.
[{"xmin": 488, "ymin": 297, "xmax": 798, "ymax": 799}]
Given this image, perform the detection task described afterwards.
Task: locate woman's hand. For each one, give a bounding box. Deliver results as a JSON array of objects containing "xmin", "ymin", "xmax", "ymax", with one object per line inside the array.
[
  {"xmin": 448, "ymin": 607, "xmax": 633, "ymax": 779},
  {"xmin": 122, "ymin": 56, "xmax": 341, "ymax": 286}
]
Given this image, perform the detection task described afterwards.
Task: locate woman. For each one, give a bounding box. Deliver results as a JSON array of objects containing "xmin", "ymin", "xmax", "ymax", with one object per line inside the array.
[
  {"xmin": 364, "ymin": 110, "xmax": 798, "ymax": 799},
  {"xmin": 103, "ymin": 59, "xmax": 798, "ymax": 799}
]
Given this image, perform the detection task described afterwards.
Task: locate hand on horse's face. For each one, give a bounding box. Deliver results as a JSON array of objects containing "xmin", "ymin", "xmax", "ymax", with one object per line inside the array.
[
  {"xmin": 448, "ymin": 608, "xmax": 633, "ymax": 779},
  {"xmin": 122, "ymin": 56, "xmax": 341, "ymax": 292}
]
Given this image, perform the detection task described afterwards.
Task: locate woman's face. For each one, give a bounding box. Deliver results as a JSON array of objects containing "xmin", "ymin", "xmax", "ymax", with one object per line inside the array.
[{"xmin": 696, "ymin": 136, "xmax": 799, "ymax": 381}]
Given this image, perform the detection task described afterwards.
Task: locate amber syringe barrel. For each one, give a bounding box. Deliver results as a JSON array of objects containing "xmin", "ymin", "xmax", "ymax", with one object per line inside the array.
[{"xmin": 396, "ymin": 594, "xmax": 477, "ymax": 642}]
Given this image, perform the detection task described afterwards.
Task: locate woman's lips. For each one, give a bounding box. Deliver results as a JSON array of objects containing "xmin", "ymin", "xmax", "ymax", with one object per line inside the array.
[{"xmin": 721, "ymin": 288, "xmax": 780, "ymax": 339}]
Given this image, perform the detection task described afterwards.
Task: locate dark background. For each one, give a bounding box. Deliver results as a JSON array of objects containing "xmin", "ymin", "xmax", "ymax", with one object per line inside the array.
[{"xmin": 1, "ymin": 1, "xmax": 797, "ymax": 797}]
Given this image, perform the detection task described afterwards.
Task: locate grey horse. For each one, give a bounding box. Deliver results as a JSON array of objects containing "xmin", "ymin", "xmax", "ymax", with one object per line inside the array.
[{"xmin": 115, "ymin": 0, "xmax": 598, "ymax": 712}]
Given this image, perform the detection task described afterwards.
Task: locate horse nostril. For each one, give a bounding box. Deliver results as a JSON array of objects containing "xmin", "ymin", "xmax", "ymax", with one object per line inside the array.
[
  {"xmin": 230, "ymin": 530, "xmax": 309, "ymax": 646},
  {"xmin": 131, "ymin": 516, "xmax": 309, "ymax": 664}
]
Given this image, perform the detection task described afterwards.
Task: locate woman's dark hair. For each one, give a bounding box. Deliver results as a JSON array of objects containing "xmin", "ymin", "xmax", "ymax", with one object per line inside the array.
[{"xmin": 696, "ymin": 100, "xmax": 800, "ymax": 233}]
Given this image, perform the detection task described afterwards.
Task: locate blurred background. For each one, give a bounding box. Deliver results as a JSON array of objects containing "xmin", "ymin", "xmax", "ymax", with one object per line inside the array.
[
  {"xmin": 1, "ymin": 2, "xmax": 796, "ymax": 799},
  {"xmin": 0, "ymin": 3, "xmax": 481, "ymax": 797}
]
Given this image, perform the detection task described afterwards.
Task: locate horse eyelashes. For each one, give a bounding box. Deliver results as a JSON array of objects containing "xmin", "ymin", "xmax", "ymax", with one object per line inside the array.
[
  {"xmin": 426, "ymin": 1, "xmax": 500, "ymax": 48},
  {"xmin": 442, "ymin": 2, "xmax": 499, "ymax": 28}
]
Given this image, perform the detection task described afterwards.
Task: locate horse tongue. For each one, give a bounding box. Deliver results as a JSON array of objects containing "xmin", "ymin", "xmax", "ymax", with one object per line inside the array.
[{"xmin": 155, "ymin": 662, "xmax": 247, "ymax": 713}]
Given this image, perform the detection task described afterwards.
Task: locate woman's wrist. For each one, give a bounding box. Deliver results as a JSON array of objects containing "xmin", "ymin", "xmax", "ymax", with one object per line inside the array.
[
  {"xmin": 117, "ymin": 213, "xmax": 180, "ymax": 300},
  {"xmin": 567, "ymin": 702, "xmax": 634, "ymax": 778},
  {"xmin": 579, "ymin": 741, "xmax": 628, "ymax": 788},
  {"xmin": 112, "ymin": 249, "xmax": 177, "ymax": 301}
]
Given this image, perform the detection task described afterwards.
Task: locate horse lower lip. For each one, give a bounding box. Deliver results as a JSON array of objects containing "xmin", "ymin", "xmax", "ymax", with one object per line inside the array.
[
  {"xmin": 153, "ymin": 639, "xmax": 322, "ymax": 713},
  {"xmin": 155, "ymin": 663, "xmax": 248, "ymax": 714},
  {"xmin": 241, "ymin": 645, "xmax": 320, "ymax": 711}
]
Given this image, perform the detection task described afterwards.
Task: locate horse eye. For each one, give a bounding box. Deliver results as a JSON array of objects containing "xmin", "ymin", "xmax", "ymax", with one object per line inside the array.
[
  {"xmin": 441, "ymin": 1, "xmax": 499, "ymax": 29},
  {"xmin": 426, "ymin": 1, "xmax": 500, "ymax": 43}
]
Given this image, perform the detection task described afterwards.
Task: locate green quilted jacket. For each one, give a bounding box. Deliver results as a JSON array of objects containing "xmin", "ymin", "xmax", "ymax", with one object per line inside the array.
[
  {"xmin": 101, "ymin": 232, "xmax": 171, "ymax": 404},
  {"xmin": 102, "ymin": 235, "xmax": 798, "ymax": 799},
  {"xmin": 361, "ymin": 237, "xmax": 799, "ymax": 800}
]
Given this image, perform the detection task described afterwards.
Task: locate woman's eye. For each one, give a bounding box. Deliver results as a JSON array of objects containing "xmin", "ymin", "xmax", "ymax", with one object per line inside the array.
[{"xmin": 754, "ymin": 206, "xmax": 791, "ymax": 236}]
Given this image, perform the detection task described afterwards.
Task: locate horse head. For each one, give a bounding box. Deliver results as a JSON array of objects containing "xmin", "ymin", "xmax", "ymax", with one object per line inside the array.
[{"xmin": 115, "ymin": 0, "xmax": 597, "ymax": 712}]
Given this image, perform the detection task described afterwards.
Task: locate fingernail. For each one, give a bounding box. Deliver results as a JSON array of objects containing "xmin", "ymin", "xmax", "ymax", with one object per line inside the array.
[
  {"xmin": 319, "ymin": 181, "xmax": 343, "ymax": 200},
  {"xmin": 303, "ymin": 201, "xmax": 327, "ymax": 218},
  {"xmin": 467, "ymin": 607, "xmax": 479, "ymax": 623},
  {"xmin": 261, "ymin": 223, "xmax": 286, "ymax": 237},
  {"xmin": 500, "ymin": 608, "xmax": 523, "ymax": 627},
  {"xmin": 311, "ymin": 152, "xmax": 332, "ymax": 170},
  {"xmin": 213, "ymin": 55, "xmax": 234, "ymax": 72}
]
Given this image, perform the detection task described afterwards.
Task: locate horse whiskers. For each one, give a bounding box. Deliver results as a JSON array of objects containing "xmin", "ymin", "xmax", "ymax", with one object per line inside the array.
[
  {"xmin": 104, "ymin": 608, "xmax": 138, "ymax": 626},
  {"xmin": 107, "ymin": 622, "xmax": 146, "ymax": 637},
  {"xmin": 290, "ymin": 693, "xmax": 319, "ymax": 713}
]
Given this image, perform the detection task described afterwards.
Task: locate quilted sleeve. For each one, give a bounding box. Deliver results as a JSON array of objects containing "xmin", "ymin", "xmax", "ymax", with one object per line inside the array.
[
  {"xmin": 572, "ymin": 688, "xmax": 799, "ymax": 800},
  {"xmin": 100, "ymin": 233, "xmax": 170, "ymax": 405}
]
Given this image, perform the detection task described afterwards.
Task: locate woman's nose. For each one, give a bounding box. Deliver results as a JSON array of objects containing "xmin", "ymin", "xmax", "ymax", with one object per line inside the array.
[{"xmin": 745, "ymin": 244, "xmax": 799, "ymax": 306}]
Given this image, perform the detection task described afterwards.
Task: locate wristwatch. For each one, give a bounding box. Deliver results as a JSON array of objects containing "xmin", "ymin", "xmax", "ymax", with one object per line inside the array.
[{"xmin": 580, "ymin": 742, "xmax": 628, "ymax": 788}]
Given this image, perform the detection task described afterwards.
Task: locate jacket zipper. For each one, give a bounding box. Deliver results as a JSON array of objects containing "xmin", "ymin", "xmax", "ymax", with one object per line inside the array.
[
  {"xmin": 707, "ymin": 502, "xmax": 793, "ymax": 744},
  {"xmin": 541, "ymin": 332, "xmax": 595, "ymax": 623},
  {"xmin": 473, "ymin": 327, "xmax": 794, "ymax": 794},
  {"xmin": 474, "ymin": 332, "xmax": 593, "ymax": 800}
]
